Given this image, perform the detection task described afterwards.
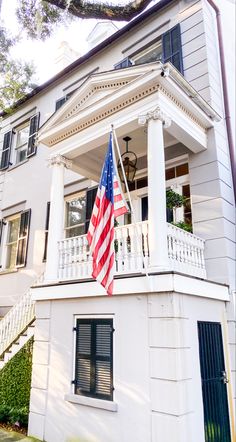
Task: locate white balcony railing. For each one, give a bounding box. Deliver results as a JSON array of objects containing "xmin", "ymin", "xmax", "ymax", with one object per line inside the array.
[{"xmin": 58, "ymin": 221, "xmax": 206, "ymax": 281}]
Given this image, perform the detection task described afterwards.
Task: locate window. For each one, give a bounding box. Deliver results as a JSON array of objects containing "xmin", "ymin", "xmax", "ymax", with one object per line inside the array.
[
  {"xmin": 65, "ymin": 187, "xmax": 97, "ymax": 238},
  {"xmin": 5, "ymin": 215, "xmax": 20, "ymax": 269},
  {"xmin": 114, "ymin": 57, "xmax": 132, "ymax": 70},
  {"xmin": 15, "ymin": 123, "xmax": 30, "ymax": 163},
  {"xmin": 3, "ymin": 209, "xmax": 31, "ymax": 269},
  {"xmin": 118, "ymin": 24, "xmax": 183, "ymax": 74},
  {"xmin": 65, "ymin": 192, "xmax": 87, "ymax": 238},
  {"xmin": 0, "ymin": 113, "xmax": 40, "ymax": 170},
  {"xmin": 73, "ymin": 318, "xmax": 113, "ymax": 401},
  {"xmin": 131, "ymin": 40, "xmax": 162, "ymax": 65},
  {"xmin": 55, "ymin": 91, "xmax": 74, "ymax": 111}
]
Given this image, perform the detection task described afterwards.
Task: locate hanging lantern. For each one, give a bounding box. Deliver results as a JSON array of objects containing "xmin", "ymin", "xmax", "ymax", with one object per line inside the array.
[{"xmin": 117, "ymin": 136, "xmax": 137, "ymax": 184}]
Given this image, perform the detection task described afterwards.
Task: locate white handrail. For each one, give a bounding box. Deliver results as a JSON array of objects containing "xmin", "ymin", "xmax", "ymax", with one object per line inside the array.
[{"xmin": 0, "ymin": 273, "xmax": 43, "ymax": 357}]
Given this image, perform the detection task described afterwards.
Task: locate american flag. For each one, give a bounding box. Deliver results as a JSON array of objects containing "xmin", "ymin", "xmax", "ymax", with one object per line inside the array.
[{"xmin": 87, "ymin": 132, "xmax": 128, "ymax": 295}]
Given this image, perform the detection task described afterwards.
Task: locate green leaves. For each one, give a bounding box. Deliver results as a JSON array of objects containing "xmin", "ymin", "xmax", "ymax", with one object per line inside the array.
[
  {"xmin": 0, "ymin": 338, "xmax": 33, "ymax": 413},
  {"xmin": 166, "ymin": 189, "xmax": 186, "ymax": 209},
  {"xmin": 16, "ymin": 0, "xmax": 67, "ymax": 40}
]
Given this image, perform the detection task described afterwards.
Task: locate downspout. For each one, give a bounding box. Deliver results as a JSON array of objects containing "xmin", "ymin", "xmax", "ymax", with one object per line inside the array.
[{"xmin": 206, "ymin": 0, "xmax": 235, "ymax": 201}]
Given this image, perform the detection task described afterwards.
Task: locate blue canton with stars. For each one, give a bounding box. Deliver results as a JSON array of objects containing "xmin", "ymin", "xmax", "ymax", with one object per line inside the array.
[{"xmin": 100, "ymin": 132, "xmax": 115, "ymax": 203}]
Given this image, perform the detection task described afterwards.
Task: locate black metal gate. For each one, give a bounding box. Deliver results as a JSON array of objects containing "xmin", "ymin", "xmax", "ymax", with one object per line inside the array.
[{"xmin": 198, "ymin": 321, "xmax": 231, "ymax": 442}]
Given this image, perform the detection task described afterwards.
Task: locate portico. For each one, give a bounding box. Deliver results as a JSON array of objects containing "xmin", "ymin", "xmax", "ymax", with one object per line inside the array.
[{"xmin": 38, "ymin": 62, "xmax": 220, "ymax": 286}]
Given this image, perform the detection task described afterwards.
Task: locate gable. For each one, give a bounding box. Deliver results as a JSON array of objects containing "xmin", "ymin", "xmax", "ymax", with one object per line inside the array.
[{"xmin": 42, "ymin": 64, "xmax": 159, "ymax": 133}]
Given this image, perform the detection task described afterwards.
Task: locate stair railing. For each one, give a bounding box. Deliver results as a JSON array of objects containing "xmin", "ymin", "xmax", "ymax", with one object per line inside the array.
[{"xmin": 0, "ymin": 273, "xmax": 43, "ymax": 357}]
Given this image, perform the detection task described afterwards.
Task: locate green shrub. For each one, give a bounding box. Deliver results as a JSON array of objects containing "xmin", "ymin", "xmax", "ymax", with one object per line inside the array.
[
  {"xmin": 8, "ymin": 406, "xmax": 29, "ymax": 427},
  {"xmin": 0, "ymin": 404, "xmax": 10, "ymax": 423},
  {"xmin": 0, "ymin": 338, "xmax": 33, "ymax": 428},
  {"xmin": 172, "ymin": 221, "xmax": 192, "ymax": 232}
]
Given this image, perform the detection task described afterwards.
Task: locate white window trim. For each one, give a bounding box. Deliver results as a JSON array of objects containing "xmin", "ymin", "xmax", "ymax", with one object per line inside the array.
[{"xmin": 1, "ymin": 213, "xmax": 20, "ymax": 271}]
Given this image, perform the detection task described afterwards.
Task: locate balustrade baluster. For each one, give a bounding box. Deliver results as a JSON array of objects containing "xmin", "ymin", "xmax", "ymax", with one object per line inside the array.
[
  {"xmin": 136, "ymin": 223, "xmax": 143, "ymax": 271},
  {"xmin": 129, "ymin": 224, "xmax": 136, "ymax": 271}
]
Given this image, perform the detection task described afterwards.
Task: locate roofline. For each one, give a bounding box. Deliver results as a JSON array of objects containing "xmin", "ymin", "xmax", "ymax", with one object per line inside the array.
[{"xmin": 0, "ymin": 0, "xmax": 175, "ymax": 117}]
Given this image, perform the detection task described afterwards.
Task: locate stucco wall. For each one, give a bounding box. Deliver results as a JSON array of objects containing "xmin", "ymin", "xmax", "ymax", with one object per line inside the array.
[{"xmin": 28, "ymin": 286, "xmax": 233, "ymax": 442}]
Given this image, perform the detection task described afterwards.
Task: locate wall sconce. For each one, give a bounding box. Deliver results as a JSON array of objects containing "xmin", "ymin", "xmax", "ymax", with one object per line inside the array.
[{"xmin": 117, "ymin": 136, "xmax": 137, "ymax": 184}]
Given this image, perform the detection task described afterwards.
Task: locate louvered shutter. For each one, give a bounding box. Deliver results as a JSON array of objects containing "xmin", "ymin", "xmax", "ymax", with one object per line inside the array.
[
  {"xmin": 162, "ymin": 24, "xmax": 183, "ymax": 74},
  {"xmin": 0, "ymin": 220, "xmax": 3, "ymax": 246},
  {"xmin": 0, "ymin": 131, "xmax": 13, "ymax": 170},
  {"xmin": 74, "ymin": 318, "xmax": 113, "ymax": 400},
  {"xmin": 27, "ymin": 113, "xmax": 40, "ymax": 157},
  {"xmin": 16, "ymin": 209, "xmax": 31, "ymax": 267},
  {"xmin": 43, "ymin": 202, "xmax": 50, "ymax": 261},
  {"xmin": 85, "ymin": 187, "xmax": 98, "ymax": 233},
  {"xmin": 55, "ymin": 97, "xmax": 67, "ymax": 111},
  {"xmin": 94, "ymin": 321, "xmax": 113, "ymax": 398},
  {"xmin": 114, "ymin": 57, "xmax": 132, "ymax": 70}
]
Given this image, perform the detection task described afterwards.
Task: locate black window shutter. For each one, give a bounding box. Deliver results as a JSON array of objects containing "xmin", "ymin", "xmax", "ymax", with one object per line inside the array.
[
  {"xmin": 94, "ymin": 320, "xmax": 113, "ymax": 399},
  {"xmin": 27, "ymin": 113, "xmax": 40, "ymax": 157},
  {"xmin": 162, "ymin": 24, "xmax": 183, "ymax": 74},
  {"xmin": 74, "ymin": 318, "xmax": 113, "ymax": 400},
  {"xmin": 0, "ymin": 131, "xmax": 13, "ymax": 170},
  {"xmin": 114, "ymin": 57, "xmax": 132, "ymax": 70},
  {"xmin": 75, "ymin": 320, "xmax": 92, "ymax": 395},
  {"xmin": 43, "ymin": 202, "xmax": 50, "ymax": 262},
  {"xmin": 16, "ymin": 209, "xmax": 31, "ymax": 268},
  {"xmin": 85, "ymin": 187, "xmax": 98, "ymax": 233},
  {"xmin": 55, "ymin": 97, "xmax": 67, "ymax": 111},
  {"xmin": 0, "ymin": 219, "xmax": 3, "ymax": 246}
]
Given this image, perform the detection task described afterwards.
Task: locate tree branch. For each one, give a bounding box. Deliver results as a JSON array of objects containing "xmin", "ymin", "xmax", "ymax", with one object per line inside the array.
[{"xmin": 44, "ymin": 0, "xmax": 153, "ymax": 20}]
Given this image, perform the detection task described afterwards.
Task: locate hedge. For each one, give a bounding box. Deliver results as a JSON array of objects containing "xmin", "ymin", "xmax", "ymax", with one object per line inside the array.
[{"xmin": 0, "ymin": 337, "xmax": 33, "ymax": 427}]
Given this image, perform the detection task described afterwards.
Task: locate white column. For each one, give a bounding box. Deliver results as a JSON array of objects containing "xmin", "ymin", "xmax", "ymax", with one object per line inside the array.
[
  {"xmin": 139, "ymin": 107, "xmax": 171, "ymax": 271},
  {"xmin": 44, "ymin": 154, "xmax": 72, "ymax": 282}
]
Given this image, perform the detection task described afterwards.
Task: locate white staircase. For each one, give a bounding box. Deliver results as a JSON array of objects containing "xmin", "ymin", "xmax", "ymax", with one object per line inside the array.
[{"xmin": 0, "ymin": 288, "xmax": 36, "ymax": 370}]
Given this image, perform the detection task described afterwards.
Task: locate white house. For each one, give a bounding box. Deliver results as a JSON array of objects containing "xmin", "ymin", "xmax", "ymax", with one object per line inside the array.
[{"xmin": 0, "ymin": 1, "xmax": 235, "ymax": 441}]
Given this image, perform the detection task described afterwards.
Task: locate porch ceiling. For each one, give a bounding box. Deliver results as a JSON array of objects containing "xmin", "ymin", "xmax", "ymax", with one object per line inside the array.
[
  {"xmin": 71, "ymin": 126, "xmax": 177, "ymax": 181},
  {"xmin": 38, "ymin": 62, "xmax": 221, "ymax": 172}
]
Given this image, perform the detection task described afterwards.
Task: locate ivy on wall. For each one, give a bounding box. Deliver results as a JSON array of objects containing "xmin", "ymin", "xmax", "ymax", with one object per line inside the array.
[{"xmin": 0, "ymin": 338, "xmax": 33, "ymax": 409}]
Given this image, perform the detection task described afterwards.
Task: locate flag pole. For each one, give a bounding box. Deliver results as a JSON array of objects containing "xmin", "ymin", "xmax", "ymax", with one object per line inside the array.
[{"xmin": 111, "ymin": 125, "xmax": 153, "ymax": 292}]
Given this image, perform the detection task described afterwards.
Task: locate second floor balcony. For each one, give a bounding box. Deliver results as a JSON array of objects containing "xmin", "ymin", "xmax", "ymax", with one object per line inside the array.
[{"xmin": 58, "ymin": 221, "xmax": 206, "ymax": 281}]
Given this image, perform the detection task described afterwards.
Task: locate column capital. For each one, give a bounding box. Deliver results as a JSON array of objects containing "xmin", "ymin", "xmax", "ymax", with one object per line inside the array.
[
  {"xmin": 48, "ymin": 154, "xmax": 72, "ymax": 169},
  {"xmin": 138, "ymin": 106, "xmax": 171, "ymax": 129}
]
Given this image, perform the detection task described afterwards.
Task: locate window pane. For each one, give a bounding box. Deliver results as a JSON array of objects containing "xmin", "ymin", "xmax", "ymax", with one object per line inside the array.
[
  {"xmin": 134, "ymin": 44, "xmax": 162, "ymax": 65},
  {"xmin": 163, "ymin": 33, "xmax": 171, "ymax": 58},
  {"xmin": 182, "ymin": 184, "xmax": 190, "ymax": 198},
  {"xmin": 137, "ymin": 177, "xmax": 148, "ymax": 189},
  {"xmin": 16, "ymin": 126, "xmax": 29, "ymax": 148},
  {"xmin": 6, "ymin": 243, "xmax": 17, "ymax": 268},
  {"xmin": 66, "ymin": 195, "xmax": 86, "ymax": 228},
  {"xmin": 65, "ymin": 225, "xmax": 85, "ymax": 238},
  {"xmin": 165, "ymin": 167, "xmax": 175, "ymax": 180},
  {"xmin": 176, "ymin": 163, "xmax": 189, "ymax": 177},
  {"xmin": 171, "ymin": 27, "xmax": 180, "ymax": 53},
  {"xmin": 8, "ymin": 218, "xmax": 20, "ymax": 242},
  {"xmin": 16, "ymin": 148, "xmax": 27, "ymax": 163},
  {"xmin": 141, "ymin": 196, "xmax": 148, "ymax": 221}
]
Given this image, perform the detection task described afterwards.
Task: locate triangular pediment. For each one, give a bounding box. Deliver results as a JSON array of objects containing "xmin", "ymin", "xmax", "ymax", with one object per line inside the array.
[{"xmin": 39, "ymin": 63, "xmax": 162, "ymax": 138}]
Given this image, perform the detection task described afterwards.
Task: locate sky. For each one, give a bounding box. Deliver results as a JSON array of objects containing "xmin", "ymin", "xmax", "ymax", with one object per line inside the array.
[{"xmin": 1, "ymin": 0, "xmax": 126, "ymax": 83}]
